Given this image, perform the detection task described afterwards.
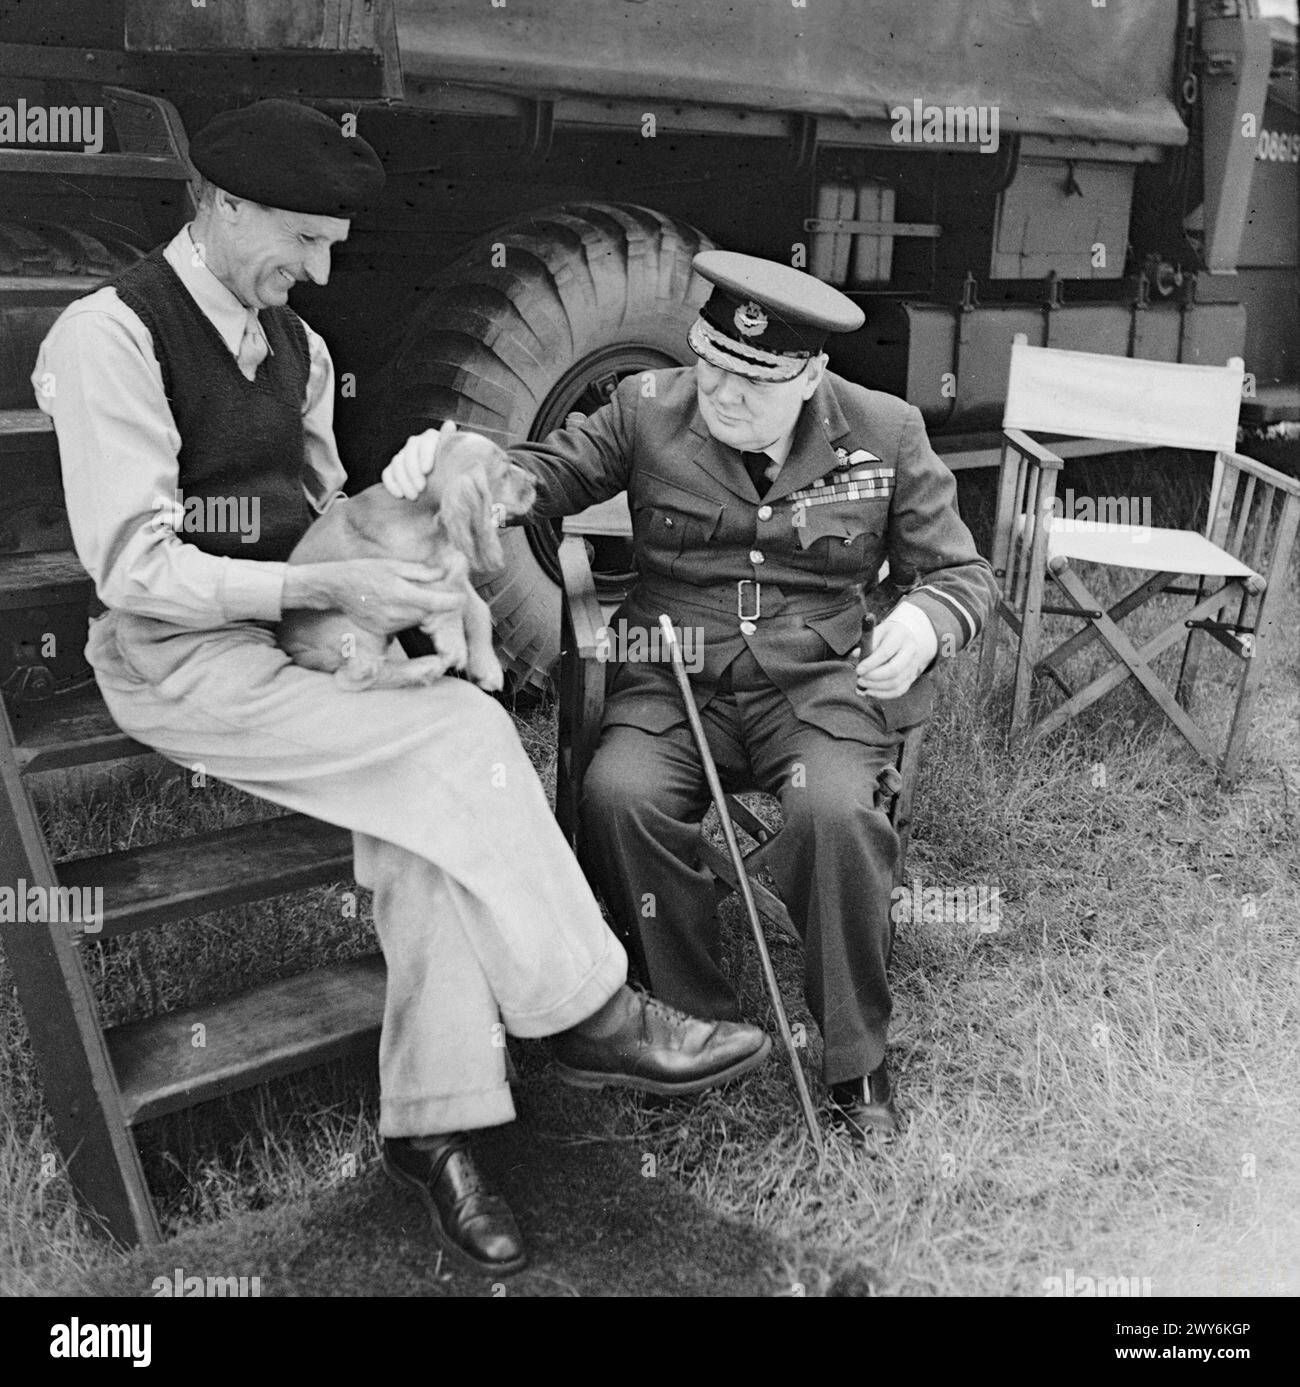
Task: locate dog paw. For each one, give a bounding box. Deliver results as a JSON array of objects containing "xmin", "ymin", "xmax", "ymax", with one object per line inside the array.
[
  {"xmin": 468, "ymin": 655, "xmax": 506, "ymax": 692},
  {"xmin": 334, "ymin": 659, "xmax": 381, "ymax": 690},
  {"xmin": 412, "ymin": 656, "xmax": 454, "ymax": 685}
]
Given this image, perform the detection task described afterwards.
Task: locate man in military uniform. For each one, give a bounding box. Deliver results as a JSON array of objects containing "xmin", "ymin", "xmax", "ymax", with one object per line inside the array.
[{"xmin": 384, "ymin": 251, "xmax": 997, "ymax": 1139}]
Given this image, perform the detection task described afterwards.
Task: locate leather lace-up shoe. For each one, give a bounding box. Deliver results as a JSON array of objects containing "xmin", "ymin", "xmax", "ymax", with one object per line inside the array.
[
  {"xmin": 382, "ymin": 1133, "xmax": 528, "ymax": 1276},
  {"xmin": 829, "ymin": 1061, "xmax": 900, "ymax": 1141},
  {"xmin": 553, "ymin": 989, "xmax": 771, "ymax": 1095}
]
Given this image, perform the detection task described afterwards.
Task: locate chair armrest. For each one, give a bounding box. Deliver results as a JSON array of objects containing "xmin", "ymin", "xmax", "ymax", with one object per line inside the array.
[
  {"xmin": 556, "ymin": 534, "xmax": 609, "ymax": 844},
  {"xmin": 558, "ymin": 534, "xmax": 606, "ymax": 660},
  {"xmin": 1221, "ymin": 450, "xmax": 1300, "ymax": 498},
  {"xmin": 1003, "ymin": 428, "xmax": 1064, "ymax": 469}
]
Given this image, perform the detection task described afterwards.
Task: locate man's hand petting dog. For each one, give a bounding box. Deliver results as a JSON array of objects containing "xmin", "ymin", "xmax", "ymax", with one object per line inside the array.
[
  {"xmin": 382, "ymin": 419, "xmax": 457, "ymax": 500},
  {"xmin": 277, "ymin": 427, "xmax": 535, "ymax": 692}
]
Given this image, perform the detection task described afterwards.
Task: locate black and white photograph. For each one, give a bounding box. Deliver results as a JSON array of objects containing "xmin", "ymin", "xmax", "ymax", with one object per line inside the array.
[{"xmin": 0, "ymin": 0, "xmax": 1296, "ymax": 1336}]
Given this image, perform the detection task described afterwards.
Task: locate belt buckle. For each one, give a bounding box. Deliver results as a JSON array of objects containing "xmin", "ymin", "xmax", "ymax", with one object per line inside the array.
[{"xmin": 737, "ymin": 579, "xmax": 761, "ymax": 621}]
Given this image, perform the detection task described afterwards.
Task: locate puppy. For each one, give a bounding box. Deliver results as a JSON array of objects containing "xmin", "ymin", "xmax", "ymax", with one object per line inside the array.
[{"xmin": 278, "ymin": 430, "xmax": 536, "ymax": 691}]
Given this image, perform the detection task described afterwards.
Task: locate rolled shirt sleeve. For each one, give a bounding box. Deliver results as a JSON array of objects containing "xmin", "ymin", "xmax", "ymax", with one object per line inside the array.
[
  {"xmin": 300, "ymin": 318, "xmax": 348, "ymax": 514},
  {"xmin": 32, "ymin": 290, "xmax": 344, "ymax": 627}
]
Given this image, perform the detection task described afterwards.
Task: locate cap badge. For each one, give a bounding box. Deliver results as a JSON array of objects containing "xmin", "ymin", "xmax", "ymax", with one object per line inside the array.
[{"xmin": 734, "ymin": 301, "xmax": 768, "ymax": 338}]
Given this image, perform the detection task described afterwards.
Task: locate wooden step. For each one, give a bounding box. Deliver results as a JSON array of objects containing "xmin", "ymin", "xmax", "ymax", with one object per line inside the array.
[
  {"xmin": 59, "ymin": 812, "xmax": 356, "ymax": 939},
  {"xmin": 0, "ymin": 549, "xmax": 90, "ymax": 609},
  {"xmin": 8, "ymin": 682, "xmax": 146, "ymax": 774},
  {"xmin": 0, "ymin": 150, "xmax": 190, "ymax": 181},
  {"xmin": 0, "ymin": 408, "xmax": 54, "ymax": 439},
  {"xmin": 0, "ymin": 410, "xmax": 58, "ymax": 474},
  {"xmin": 0, "ymin": 274, "xmax": 102, "ymax": 307},
  {"xmin": 106, "ymin": 954, "xmax": 385, "ymax": 1126}
]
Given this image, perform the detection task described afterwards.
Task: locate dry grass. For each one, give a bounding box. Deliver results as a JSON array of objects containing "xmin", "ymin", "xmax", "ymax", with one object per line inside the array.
[{"xmin": 2, "ymin": 456, "xmax": 1297, "ymax": 1296}]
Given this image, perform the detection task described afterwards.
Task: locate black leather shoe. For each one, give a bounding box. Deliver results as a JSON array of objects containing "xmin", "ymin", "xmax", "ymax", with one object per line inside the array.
[
  {"xmin": 829, "ymin": 1061, "xmax": 900, "ymax": 1141},
  {"xmin": 553, "ymin": 990, "xmax": 771, "ymax": 1095},
  {"xmin": 382, "ymin": 1134, "xmax": 528, "ymax": 1276}
]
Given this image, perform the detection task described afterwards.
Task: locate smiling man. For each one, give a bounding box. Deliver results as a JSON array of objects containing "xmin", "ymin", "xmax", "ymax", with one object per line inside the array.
[
  {"xmin": 33, "ymin": 104, "xmax": 770, "ymax": 1277},
  {"xmin": 385, "ymin": 250, "xmax": 999, "ymax": 1143}
]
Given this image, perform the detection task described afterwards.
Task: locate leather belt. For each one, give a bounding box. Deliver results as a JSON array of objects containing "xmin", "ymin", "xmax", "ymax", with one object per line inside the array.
[{"xmin": 636, "ymin": 580, "xmax": 854, "ymax": 623}]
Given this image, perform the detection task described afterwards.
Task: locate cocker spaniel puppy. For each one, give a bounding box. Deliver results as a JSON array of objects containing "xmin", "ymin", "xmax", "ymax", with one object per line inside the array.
[{"xmin": 279, "ymin": 428, "xmax": 535, "ymax": 691}]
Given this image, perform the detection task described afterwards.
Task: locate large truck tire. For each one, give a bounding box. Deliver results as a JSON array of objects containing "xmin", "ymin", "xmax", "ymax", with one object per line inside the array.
[{"xmin": 365, "ymin": 203, "xmax": 714, "ymax": 692}]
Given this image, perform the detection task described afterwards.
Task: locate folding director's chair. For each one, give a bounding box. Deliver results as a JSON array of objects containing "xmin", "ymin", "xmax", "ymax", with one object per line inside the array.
[
  {"xmin": 977, "ymin": 336, "xmax": 1300, "ymax": 783},
  {"xmin": 554, "ymin": 498, "xmax": 924, "ymax": 950}
]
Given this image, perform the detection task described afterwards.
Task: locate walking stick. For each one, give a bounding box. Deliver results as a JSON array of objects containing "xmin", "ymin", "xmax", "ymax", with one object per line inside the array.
[{"xmin": 657, "ymin": 615, "xmax": 825, "ymax": 1158}]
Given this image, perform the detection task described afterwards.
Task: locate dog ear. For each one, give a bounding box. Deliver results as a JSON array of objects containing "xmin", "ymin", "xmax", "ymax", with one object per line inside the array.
[{"xmin": 440, "ymin": 467, "xmax": 504, "ymax": 573}]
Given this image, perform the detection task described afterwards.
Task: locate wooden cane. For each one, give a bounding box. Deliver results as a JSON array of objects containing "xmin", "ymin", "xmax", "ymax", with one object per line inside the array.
[{"xmin": 657, "ymin": 615, "xmax": 825, "ymax": 1158}]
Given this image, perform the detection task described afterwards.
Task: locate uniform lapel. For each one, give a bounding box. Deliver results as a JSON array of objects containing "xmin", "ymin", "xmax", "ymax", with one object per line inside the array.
[
  {"xmin": 765, "ymin": 376, "xmax": 854, "ymax": 504},
  {"xmin": 683, "ymin": 403, "xmax": 757, "ymax": 503}
]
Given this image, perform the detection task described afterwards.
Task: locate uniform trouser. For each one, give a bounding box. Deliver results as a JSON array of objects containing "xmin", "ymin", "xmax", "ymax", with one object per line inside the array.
[
  {"xmin": 580, "ymin": 649, "xmax": 901, "ymax": 1087},
  {"xmin": 87, "ymin": 611, "xmax": 627, "ymax": 1137}
]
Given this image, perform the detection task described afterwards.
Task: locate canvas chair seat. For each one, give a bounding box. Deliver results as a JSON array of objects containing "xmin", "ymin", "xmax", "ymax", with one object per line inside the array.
[{"xmin": 1014, "ymin": 514, "xmax": 1262, "ymax": 581}]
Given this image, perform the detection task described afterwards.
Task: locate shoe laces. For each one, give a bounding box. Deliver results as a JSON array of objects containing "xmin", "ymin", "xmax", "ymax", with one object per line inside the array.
[
  {"xmin": 413, "ymin": 1132, "xmax": 485, "ymax": 1196},
  {"xmin": 634, "ymin": 987, "xmax": 693, "ymax": 1030}
]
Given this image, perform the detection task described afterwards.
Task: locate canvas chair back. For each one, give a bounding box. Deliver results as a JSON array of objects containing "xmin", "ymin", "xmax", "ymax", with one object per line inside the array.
[{"xmin": 1003, "ymin": 338, "xmax": 1244, "ymax": 454}]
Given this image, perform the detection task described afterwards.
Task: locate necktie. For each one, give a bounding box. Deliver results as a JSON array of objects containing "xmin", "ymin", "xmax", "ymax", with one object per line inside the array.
[
  {"xmin": 236, "ymin": 311, "xmax": 268, "ymax": 381},
  {"xmin": 742, "ymin": 451, "xmax": 775, "ymax": 499}
]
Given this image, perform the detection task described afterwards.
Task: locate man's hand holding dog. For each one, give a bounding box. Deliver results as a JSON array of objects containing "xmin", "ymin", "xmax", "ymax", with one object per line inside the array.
[{"xmin": 283, "ymin": 557, "xmax": 465, "ymax": 631}]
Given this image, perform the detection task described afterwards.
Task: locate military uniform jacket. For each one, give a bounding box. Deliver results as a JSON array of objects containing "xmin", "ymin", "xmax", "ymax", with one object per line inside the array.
[{"xmin": 512, "ymin": 367, "xmax": 998, "ymax": 744}]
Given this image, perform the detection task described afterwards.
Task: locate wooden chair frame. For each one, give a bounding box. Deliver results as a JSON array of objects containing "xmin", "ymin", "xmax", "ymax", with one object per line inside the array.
[
  {"xmin": 556, "ymin": 531, "xmax": 924, "ymax": 951},
  {"xmin": 977, "ymin": 343, "xmax": 1300, "ymax": 784}
]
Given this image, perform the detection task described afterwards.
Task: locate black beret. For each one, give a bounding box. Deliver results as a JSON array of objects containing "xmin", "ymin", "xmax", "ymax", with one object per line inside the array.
[{"xmin": 189, "ymin": 100, "xmax": 384, "ymax": 217}]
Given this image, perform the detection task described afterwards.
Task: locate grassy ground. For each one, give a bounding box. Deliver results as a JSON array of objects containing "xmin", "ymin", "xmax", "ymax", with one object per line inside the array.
[{"xmin": 2, "ymin": 457, "xmax": 1297, "ymax": 1296}]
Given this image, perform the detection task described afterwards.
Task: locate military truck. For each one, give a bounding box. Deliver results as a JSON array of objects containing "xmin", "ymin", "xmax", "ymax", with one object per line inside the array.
[{"xmin": 1, "ymin": 0, "xmax": 1296, "ymax": 697}]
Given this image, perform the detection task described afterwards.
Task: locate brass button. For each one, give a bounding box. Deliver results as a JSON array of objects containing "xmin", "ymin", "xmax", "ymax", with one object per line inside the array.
[
  {"xmin": 749, "ymin": 550, "xmax": 764, "ymax": 564},
  {"xmin": 739, "ymin": 620, "xmax": 757, "ymax": 636},
  {"xmin": 757, "ymin": 504, "xmax": 773, "ymax": 521}
]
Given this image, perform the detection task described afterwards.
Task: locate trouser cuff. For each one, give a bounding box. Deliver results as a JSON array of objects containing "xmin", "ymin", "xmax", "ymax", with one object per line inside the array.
[
  {"xmin": 502, "ymin": 928, "xmax": 628, "ymax": 1039},
  {"xmin": 823, "ymin": 1036, "xmax": 887, "ymax": 1088},
  {"xmin": 379, "ymin": 1081, "xmax": 516, "ymax": 1137}
]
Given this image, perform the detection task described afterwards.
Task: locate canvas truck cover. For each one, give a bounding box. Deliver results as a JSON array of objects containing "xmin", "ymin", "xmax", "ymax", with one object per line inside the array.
[{"xmin": 394, "ymin": 0, "xmax": 1188, "ymax": 146}]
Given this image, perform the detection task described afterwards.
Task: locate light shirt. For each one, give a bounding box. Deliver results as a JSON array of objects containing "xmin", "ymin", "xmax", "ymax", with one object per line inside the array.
[{"xmin": 31, "ymin": 225, "xmax": 346, "ymax": 627}]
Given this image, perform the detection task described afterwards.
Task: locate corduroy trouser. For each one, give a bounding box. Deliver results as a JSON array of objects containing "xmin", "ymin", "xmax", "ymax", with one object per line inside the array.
[{"xmin": 88, "ymin": 611, "xmax": 627, "ymax": 1135}]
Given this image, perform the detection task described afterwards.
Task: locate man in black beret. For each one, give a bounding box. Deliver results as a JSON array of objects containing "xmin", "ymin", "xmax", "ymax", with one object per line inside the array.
[
  {"xmin": 386, "ymin": 251, "xmax": 999, "ymax": 1145},
  {"xmin": 34, "ymin": 101, "xmax": 768, "ymax": 1279}
]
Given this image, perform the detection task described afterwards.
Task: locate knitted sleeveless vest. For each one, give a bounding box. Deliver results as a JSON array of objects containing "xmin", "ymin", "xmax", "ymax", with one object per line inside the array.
[{"xmin": 105, "ymin": 246, "xmax": 314, "ymax": 564}]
